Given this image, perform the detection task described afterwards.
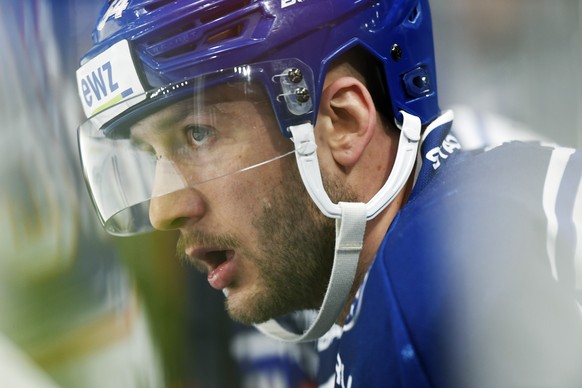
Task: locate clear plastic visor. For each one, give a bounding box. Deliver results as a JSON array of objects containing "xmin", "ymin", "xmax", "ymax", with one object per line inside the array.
[{"xmin": 78, "ymin": 77, "xmax": 296, "ymax": 236}]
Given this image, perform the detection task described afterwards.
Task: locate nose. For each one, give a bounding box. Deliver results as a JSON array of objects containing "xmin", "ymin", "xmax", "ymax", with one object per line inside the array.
[
  {"xmin": 149, "ymin": 188, "xmax": 206, "ymax": 231},
  {"xmin": 148, "ymin": 159, "xmax": 206, "ymax": 231}
]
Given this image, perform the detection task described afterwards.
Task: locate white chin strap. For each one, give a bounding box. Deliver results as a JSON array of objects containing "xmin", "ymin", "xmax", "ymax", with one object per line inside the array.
[{"xmin": 255, "ymin": 111, "xmax": 421, "ymax": 342}]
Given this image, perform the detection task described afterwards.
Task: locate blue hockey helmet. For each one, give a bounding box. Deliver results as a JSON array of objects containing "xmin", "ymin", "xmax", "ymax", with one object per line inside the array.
[
  {"xmin": 79, "ymin": 0, "xmax": 439, "ymax": 125},
  {"xmin": 76, "ymin": 0, "xmax": 439, "ymax": 235}
]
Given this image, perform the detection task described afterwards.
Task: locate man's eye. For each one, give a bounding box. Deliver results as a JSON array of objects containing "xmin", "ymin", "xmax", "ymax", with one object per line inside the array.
[{"xmin": 186, "ymin": 125, "xmax": 214, "ymax": 147}]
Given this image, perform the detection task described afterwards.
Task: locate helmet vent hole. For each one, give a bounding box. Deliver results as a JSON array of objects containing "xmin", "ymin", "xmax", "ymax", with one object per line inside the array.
[
  {"xmin": 407, "ymin": 4, "xmax": 421, "ymax": 24},
  {"xmin": 138, "ymin": 0, "xmax": 268, "ymax": 62},
  {"xmin": 206, "ymin": 24, "xmax": 244, "ymax": 45},
  {"xmin": 142, "ymin": 0, "xmax": 175, "ymax": 12}
]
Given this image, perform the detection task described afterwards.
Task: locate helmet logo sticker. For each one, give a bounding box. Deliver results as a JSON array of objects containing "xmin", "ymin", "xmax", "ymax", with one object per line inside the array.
[
  {"xmin": 76, "ymin": 40, "xmax": 145, "ymax": 118},
  {"xmin": 79, "ymin": 60, "xmax": 122, "ymax": 108},
  {"xmin": 98, "ymin": 0, "xmax": 129, "ymax": 31},
  {"xmin": 281, "ymin": 0, "xmax": 304, "ymax": 9}
]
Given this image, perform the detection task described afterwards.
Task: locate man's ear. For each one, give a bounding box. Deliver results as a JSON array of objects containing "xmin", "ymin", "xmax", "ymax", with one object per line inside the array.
[{"xmin": 317, "ymin": 76, "xmax": 377, "ymax": 169}]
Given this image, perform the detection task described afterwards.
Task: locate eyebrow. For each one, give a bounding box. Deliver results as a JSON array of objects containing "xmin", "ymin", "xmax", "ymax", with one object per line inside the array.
[
  {"xmin": 128, "ymin": 82, "xmax": 256, "ymax": 145},
  {"xmin": 129, "ymin": 98, "xmax": 195, "ymax": 144}
]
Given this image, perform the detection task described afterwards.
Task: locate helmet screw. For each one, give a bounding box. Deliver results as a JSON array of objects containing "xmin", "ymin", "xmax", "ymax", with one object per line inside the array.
[
  {"xmin": 288, "ymin": 68, "xmax": 304, "ymax": 83},
  {"xmin": 295, "ymin": 87, "xmax": 310, "ymax": 103},
  {"xmin": 413, "ymin": 75, "xmax": 429, "ymax": 89},
  {"xmin": 391, "ymin": 44, "xmax": 402, "ymax": 61}
]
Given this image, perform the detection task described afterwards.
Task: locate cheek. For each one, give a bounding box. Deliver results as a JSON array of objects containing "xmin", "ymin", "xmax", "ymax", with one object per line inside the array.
[
  {"xmin": 206, "ymin": 165, "xmax": 280, "ymax": 231},
  {"xmin": 200, "ymin": 136, "xmax": 294, "ymax": 233}
]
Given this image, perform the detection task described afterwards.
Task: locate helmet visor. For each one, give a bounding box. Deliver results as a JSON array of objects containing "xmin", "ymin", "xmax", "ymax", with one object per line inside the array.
[{"xmin": 78, "ymin": 61, "xmax": 314, "ymax": 235}]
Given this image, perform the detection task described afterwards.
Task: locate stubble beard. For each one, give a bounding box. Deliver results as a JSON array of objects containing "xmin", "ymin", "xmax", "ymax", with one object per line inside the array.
[
  {"xmin": 177, "ymin": 163, "xmax": 357, "ymax": 326},
  {"xmin": 230, "ymin": 164, "xmax": 359, "ymax": 325}
]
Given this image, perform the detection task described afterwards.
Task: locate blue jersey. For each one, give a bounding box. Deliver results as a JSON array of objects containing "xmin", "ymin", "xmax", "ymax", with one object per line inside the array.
[{"xmin": 317, "ymin": 115, "xmax": 582, "ymax": 387}]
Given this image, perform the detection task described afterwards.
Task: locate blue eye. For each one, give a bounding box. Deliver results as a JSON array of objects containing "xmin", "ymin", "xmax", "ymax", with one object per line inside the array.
[{"xmin": 186, "ymin": 125, "xmax": 214, "ymax": 147}]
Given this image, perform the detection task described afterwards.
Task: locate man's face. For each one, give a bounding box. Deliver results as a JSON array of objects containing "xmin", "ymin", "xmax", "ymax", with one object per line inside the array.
[{"xmin": 130, "ymin": 82, "xmax": 347, "ymax": 324}]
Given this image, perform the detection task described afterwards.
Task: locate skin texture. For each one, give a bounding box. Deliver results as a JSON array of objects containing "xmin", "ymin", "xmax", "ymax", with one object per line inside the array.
[{"xmin": 141, "ymin": 62, "xmax": 409, "ymax": 326}]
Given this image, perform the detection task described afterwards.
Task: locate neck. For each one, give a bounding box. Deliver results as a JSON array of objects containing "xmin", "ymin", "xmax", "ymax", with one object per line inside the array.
[{"xmin": 336, "ymin": 172, "xmax": 415, "ymax": 325}]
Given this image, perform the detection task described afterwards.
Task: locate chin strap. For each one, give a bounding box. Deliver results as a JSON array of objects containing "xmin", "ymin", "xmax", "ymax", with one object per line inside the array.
[
  {"xmin": 255, "ymin": 201, "xmax": 366, "ymax": 342},
  {"xmin": 255, "ymin": 111, "xmax": 422, "ymax": 342}
]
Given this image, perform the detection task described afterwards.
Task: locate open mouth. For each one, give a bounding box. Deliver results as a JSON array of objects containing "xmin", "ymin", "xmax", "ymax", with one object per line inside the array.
[
  {"xmin": 205, "ymin": 250, "xmax": 236, "ymax": 290},
  {"xmin": 204, "ymin": 250, "xmax": 230, "ymax": 271},
  {"xmin": 196, "ymin": 248, "xmax": 237, "ymax": 271}
]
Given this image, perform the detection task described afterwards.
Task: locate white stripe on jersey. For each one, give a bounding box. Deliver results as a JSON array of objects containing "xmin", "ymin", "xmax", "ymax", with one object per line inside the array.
[
  {"xmin": 573, "ymin": 174, "xmax": 582, "ymax": 316},
  {"xmin": 543, "ymin": 147, "xmax": 576, "ymax": 282},
  {"xmin": 574, "ymin": 176, "xmax": 582, "ymax": 289}
]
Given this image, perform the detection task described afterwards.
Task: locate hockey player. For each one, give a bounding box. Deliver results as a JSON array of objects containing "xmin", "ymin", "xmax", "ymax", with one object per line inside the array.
[{"xmin": 75, "ymin": 0, "xmax": 582, "ymax": 386}]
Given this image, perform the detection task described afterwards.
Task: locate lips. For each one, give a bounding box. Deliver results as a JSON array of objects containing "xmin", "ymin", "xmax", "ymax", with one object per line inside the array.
[{"xmin": 186, "ymin": 247, "xmax": 236, "ymax": 290}]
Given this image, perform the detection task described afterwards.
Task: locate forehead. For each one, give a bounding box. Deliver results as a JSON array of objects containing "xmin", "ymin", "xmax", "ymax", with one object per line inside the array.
[{"xmin": 130, "ymin": 81, "xmax": 271, "ymax": 140}]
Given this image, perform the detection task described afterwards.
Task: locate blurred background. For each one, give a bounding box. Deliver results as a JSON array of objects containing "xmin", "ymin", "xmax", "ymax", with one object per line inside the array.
[
  {"xmin": 0, "ymin": 1, "xmax": 237, "ymax": 387},
  {"xmin": 0, "ymin": 0, "xmax": 580, "ymax": 387},
  {"xmin": 432, "ymin": 0, "xmax": 582, "ymax": 148}
]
